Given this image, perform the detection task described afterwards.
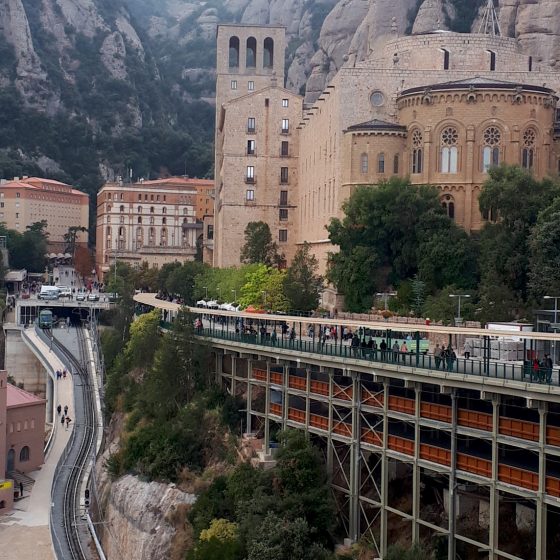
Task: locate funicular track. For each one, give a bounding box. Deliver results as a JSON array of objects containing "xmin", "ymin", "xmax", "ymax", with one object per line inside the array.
[{"xmin": 43, "ymin": 326, "xmax": 98, "ymax": 560}]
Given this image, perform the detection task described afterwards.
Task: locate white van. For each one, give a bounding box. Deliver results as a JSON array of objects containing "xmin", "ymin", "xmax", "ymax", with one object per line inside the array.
[
  {"xmin": 56, "ymin": 286, "xmax": 72, "ymax": 298},
  {"xmin": 38, "ymin": 286, "xmax": 61, "ymax": 300}
]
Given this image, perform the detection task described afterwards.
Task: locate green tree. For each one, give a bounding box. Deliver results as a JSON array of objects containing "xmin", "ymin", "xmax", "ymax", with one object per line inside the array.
[
  {"xmin": 478, "ymin": 166, "xmax": 560, "ymax": 303},
  {"xmin": 240, "ymin": 222, "xmax": 282, "ymax": 266},
  {"xmin": 423, "ymin": 285, "xmax": 477, "ymax": 324},
  {"xmin": 142, "ymin": 309, "xmax": 209, "ymax": 419},
  {"xmin": 529, "ymin": 197, "xmax": 560, "ymax": 299},
  {"xmin": 239, "ymin": 264, "xmax": 289, "ymax": 311},
  {"xmin": 283, "ymin": 242, "xmax": 323, "ymax": 312},
  {"xmin": 63, "ymin": 225, "xmax": 87, "ymax": 257},
  {"xmin": 165, "ymin": 261, "xmax": 206, "ymax": 304},
  {"xmin": 327, "ymin": 179, "xmax": 464, "ymax": 311}
]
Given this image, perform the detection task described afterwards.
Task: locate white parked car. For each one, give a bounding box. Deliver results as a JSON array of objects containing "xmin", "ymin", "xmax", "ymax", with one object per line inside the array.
[
  {"xmin": 206, "ymin": 300, "xmax": 219, "ymax": 309},
  {"xmin": 196, "ymin": 300, "xmax": 208, "ymax": 307}
]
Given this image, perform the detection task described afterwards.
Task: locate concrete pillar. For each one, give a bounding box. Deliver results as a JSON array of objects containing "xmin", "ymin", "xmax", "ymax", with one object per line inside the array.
[
  {"xmin": 264, "ymin": 361, "xmax": 270, "ymax": 450},
  {"xmin": 380, "ymin": 380, "xmax": 389, "ymax": 557},
  {"xmin": 231, "ymin": 355, "xmax": 237, "ymax": 396},
  {"xmin": 489, "ymin": 396, "xmax": 500, "ymax": 560},
  {"xmin": 536, "ymin": 402, "xmax": 547, "ymax": 560},
  {"xmin": 349, "ymin": 370, "xmax": 360, "ymax": 542},
  {"xmin": 282, "ymin": 364, "xmax": 288, "ymax": 431},
  {"xmin": 412, "ymin": 383, "xmax": 421, "ymax": 542}
]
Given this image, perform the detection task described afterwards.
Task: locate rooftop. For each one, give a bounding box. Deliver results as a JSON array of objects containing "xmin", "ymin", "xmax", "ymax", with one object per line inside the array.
[
  {"xmin": 400, "ymin": 76, "xmax": 556, "ymax": 96},
  {"xmin": 7, "ymin": 384, "xmax": 45, "ymax": 408},
  {"xmin": 345, "ymin": 119, "xmax": 408, "ymax": 133},
  {"xmin": 0, "ymin": 177, "xmax": 88, "ymax": 198}
]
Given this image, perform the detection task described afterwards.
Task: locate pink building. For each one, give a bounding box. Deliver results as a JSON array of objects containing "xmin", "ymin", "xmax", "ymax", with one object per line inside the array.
[
  {"xmin": 6, "ymin": 383, "xmax": 46, "ymax": 475},
  {"xmin": 0, "ymin": 371, "xmax": 13, "ymax": 512}
]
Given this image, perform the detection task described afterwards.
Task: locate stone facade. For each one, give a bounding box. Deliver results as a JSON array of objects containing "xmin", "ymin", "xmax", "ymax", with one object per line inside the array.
[
  {"xmin": 214, "ymin": 27, "xmax": 560, "ymax": 273},
  {"xmin": 0, "ymin": 177, "xmax": 89, "ymax": 243},
  {"xmin": 214, "ymin": 25, "xmax": 302, "ymax": 268},
  {"xmin": 95, "ymin": 178, "xmax": 210, "ymax": 279}
]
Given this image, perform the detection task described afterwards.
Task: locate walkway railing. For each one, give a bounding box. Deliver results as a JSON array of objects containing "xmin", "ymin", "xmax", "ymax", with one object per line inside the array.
[{"xmin": 199, "ymin": 326, "xmax": 558, "ymax": 387}]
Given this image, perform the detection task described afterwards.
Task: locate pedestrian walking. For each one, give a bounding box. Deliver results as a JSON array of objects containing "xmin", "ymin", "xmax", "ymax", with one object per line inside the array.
[
  {"xmin": 392, "ymin": 341, "xmax": 400, "ymax": 362},
  {"xmin": 61, "ymin": 414, "xmax": 65, "ymax": 426},
  {"xmin": 64, "ymin": 405, "xmax": 68, "ymax": 416},
  {"xmin": 446, "ymin": 346, "xmax": 456, "ymax": 372},
  {"xmin": 380, "ymin": 339, "xmax": 387, "ymax": 361},
  {"xmin": 65, "ymin": 417, "xmax": 72, "ymax": 431},
  {"xmin": 545, "ymin": 354, "xmax": 553, "ymax": 383},
  {"xmin": 63, "ymin": 369, "xmax": 67, "ymax": 379},
  {"xmin": 400, "ymin": 341, "xmax": 409, "ymax": 363},
  {"xmin": 57, "ymin": 404, "xmax": 62, "ymax": 416},
  {"xmin": 434, "ymin": 344, "xmax": 442, "ymax": 369},
  {"xmin": 351, "ymin": 333, "xmax": 360, "ymax": 356},
  {"xmin": 463, "ymin": 339, "xmax": 471, "ymax": 360}
]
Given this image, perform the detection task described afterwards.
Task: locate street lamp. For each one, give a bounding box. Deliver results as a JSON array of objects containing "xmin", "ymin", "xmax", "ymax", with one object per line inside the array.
[
  {"xmin": 449, "ymin": 294, "xmax": 470, "ymax": 326},
  {"xmin": 262, "ymin": 290, "xmax": 267, "ymax": 308},
  {"xmin": 202, "ymin": 286, "xmax": 208, "ymax": 299},
  {"xmin": 216, "ymin": 287, "xmax": 221, "ymax": 301},
  {"xmin": 231, "ymin": 289, "xmax": 237, "ymax": 302},
  {"xmin": 376, "ymin": 291, "xmax": 397, "ymax": 311},
  {"xmin": 544, "ymin": 295, "xmax": 560, "ymax": 364}
]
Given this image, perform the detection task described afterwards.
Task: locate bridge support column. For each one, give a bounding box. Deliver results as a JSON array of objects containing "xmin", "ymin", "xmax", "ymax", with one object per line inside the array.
[
  {"xmin": 282, "ymin": 364, "xmax": 288, "ymax": 432},
  {"xmin": 349, "ymin": 370, "xmax": 360, "ymax": 543},
  {"xmin": 412, "ymin": 383, "xmax": 421, "ymax": 543},
  {"xmin": 231, "ymin": 355, "xmax": 237, "ymax": 397},
  {"xmin": 214, "ymin": 352, "xmax": 223, "ymax": 384},
  {"xmin": 380, "ymin": 380, "xmax": 389, "ymax": 557},
  {"xmin": 536, "ymin": 402, "xmax": 547, "ymax": 560},
  {"xmin": 489, "ymin": 395, "xmax": 500, "ymax": 560},
  {"xmin": 264, "ymin": 361, "xmax": 270, "ymax": 451}
]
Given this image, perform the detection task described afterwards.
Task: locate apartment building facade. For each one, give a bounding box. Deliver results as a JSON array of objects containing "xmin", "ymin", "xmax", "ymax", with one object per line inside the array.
[
  {"xmin": 95, "ymin": 178, "xmax": 209, "ymax": 278},
  {"xmin": 0, "ymin": 177, "xmax": 89, "ymax": 243}
]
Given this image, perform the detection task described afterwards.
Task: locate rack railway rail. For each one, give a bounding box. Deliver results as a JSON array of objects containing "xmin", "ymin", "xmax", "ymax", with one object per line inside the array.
[{"xmin": 43, "ymin": 326, "xmax": 98, "ymax": 560}]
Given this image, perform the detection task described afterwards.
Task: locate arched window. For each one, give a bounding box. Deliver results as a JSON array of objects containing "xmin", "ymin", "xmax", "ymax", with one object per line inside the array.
[
  {"xmin": 106, "ymin": 226, "xmax": 111, "ymax": 237},
  {"xmin": 162, "ymin": 216, "xmax": 167, "ymax": 225},
  {"xmin": 264, "ymin": 37, "xmax": 274, "ymax": 68},
  {"xmin": 137, "ymin": 216, "xmax": 142, "ymax": 224},
  {"xmin": 150, "ymin": 206, "xmax": 154, "ymax": 214},
  {"xmin": 411, "ymin": 129, "xmax": 423, "ymax": 174},
  {"xmin": 482, "ymin": 126, "xmax": 501, "ymax": 172},
  {"xmin": 19, "ymin": 446, "xmax": 29, "ymax": 462},
  {"xmin": 440, "ymin": 127, "xmax": 459, "ymax": 173},
  {"xmin": 183, "ymin": 207, "xmax": 188, "ymax": 215},
  {"xmin": 229, "ymin": 37, "xmax": 239, "ymax": 68},
  {"xmin": 148, "ymin": 227, "xmax": 155, "ymax": 246},
  {"xmin": 137, "ymin": 206, "xmax": 142, "ymax": 213},
  {"xmin": 377, "ymin": 153, "xmax": 385, "ymax": 173},
  {"xmin": 393, "ymin": 154, "xmax": 399, "ymax": 174},
  {"xmin": 119, "ymin": 205, "xmax": 124, "ymax": 213},
  {"xmin": 360, "ymin": 153, "xmax": 368, "ymax": 174},
  {"xmin": 441, "ymin": 194, "xmax": 455, "ymax": 220},
  {"xmin": 161, "ymin": 227, "xmax": 168, "ymax": 247},
  {"xmin": 522, "ymin": 128, "xmax": 536, "ymax": 170},
  {"xmin": 246, "ymin": 37, "xmax": 257, "ymax": 68},
  {"xmin": 162, "ymin": 207, "xmax": 167, "ymax": 214}
]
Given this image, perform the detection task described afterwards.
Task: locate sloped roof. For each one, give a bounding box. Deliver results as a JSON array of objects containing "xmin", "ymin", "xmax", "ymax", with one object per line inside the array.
[
  {"xmin": 7, "ymin": 384, "xmax": 45, "ymax": 408},
  {"xmin": 345, "ymin": 119, "xmax": 407, "ymax": 133},
  {"xmin": 401, "ymin": 76, "xmax": 555, "ymax": 96}
]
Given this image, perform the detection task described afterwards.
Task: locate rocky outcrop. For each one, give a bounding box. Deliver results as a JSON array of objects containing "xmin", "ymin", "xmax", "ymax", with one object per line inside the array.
[
  {"xmin": 98, "ymin": 474, "xmax": 195, "ymax": 560},
  {"xmin": 413, "ymin": 0, "xmax": 456, "ymax": 34}
]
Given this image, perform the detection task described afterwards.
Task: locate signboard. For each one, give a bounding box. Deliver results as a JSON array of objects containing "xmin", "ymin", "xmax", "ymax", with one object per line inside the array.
[{"xmin": 0, "ymin": 480, "xmax": 13, "ymax": 490}]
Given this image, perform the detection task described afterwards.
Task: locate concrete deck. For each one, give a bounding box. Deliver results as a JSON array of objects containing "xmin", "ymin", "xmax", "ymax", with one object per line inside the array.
[{"xmin": 0, "ymin": 328, "xmax": 75, "ymax": 559}]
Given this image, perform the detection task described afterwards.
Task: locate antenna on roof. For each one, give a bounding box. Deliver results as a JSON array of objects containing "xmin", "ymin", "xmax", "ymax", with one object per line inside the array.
[{"xmin": 478, "ymin": 0, "xmax": 501, "ymax": 37}]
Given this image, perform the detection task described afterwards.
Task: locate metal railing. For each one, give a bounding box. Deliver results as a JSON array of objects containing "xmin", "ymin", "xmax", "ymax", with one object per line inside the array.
[{"xmin": 198, "ymin": 326, "xmax": 558, "ymax": 387}]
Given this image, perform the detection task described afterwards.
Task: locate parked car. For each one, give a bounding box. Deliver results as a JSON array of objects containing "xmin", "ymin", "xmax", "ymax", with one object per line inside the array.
[
  {"xmin": 76, "ymin": 293, "xmax": 86, "ymax": 301},
  {"xmin": 87, "ymin": 293, "xmax": 100, "ymax": 302}
]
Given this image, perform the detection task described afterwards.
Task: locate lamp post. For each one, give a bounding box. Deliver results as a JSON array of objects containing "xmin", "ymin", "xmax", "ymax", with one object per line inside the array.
[
  {"xmin": 262, "ymin": 290, "xmax": 267, "ymax": 309},
  {"xmin": 449, "ymin": 294, "xmax": 470, "ymax": 326},
  {"xmin": 376, "ymin": 291, "xmax": 397, "ymax": 311},
  {"xmin": 544, "ymin": 295, "xmax": 560, "ymax": 364},
  {"xmin": 202, "ymin": 286, "xmax": 208, "ymax": 299},
  {"xmin": 216, "ymin": 287, "xmax": 221, "ymax": 301},
  {"xmin": 231, "ymin": 289, "xmax": 237, "ymax": 302}
]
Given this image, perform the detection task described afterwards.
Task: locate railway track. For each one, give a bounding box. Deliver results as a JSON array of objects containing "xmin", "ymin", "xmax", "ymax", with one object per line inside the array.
[{"xmin": 45, "ymin": 326, "xmax": 98, "ymax": 560}]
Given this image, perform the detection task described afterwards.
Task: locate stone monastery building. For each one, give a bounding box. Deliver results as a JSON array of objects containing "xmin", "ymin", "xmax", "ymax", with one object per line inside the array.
[{"xmin": 213, "ymin": 9, "xmax": 560, "ymax": 276}]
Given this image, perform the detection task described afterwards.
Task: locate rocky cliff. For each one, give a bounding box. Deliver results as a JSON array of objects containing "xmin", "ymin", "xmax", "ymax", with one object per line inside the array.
[
  {"xmin": 1, "ymin": 0, "xmax": 559, "ymax": 194},
  {"xmin": 94, "ymin": 415, "xmax": 196, "ymax": 560}
]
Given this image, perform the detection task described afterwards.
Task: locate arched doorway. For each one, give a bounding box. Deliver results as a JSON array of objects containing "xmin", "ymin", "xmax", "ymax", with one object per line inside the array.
[{"xmin": 7, "ymin": 448, "xmax": 15, "ymax": 472}]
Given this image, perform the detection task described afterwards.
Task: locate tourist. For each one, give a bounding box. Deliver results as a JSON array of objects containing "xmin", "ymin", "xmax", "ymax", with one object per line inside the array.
[
  {"xmin": 64, "ymin": 405, "xmax": 68, "ymax": 416},
  {"xmin": 400, "ymin": 340, "xmax": 409, "ymax": 363},
  {"xmin": 446, "ymin": 346, "xmax": 456, "ymax": 372},
  {"xmin": 65, "ymin": 416, "xmax": 72, "ymax": 431},
  {"xmin": 371, "ymin": 339, "xmax": 378, "ymax": 360},
  {"xmin": 544, "ymin": 354, "xmax": 553, "ymax": 383},
  {"xmin": 434, "ymin": 344, "xmax": 442, "ymax": 369},
  {"xmin": 392, "ymin": 341, "xmax": 400, "ymax": 362},
  {"xmin": 380, "ymin": 339, "xmax": 387, "ymax": 361},
  {"xmin": 57, "ymin": 404, "xmax": 61, "ymax": 416},
  {"xmin": 463, "ymin": 340, "xmax": 472, "ymax": 360},
  {"xmin": 351, "ymin": 333, "xmax": 360, "ymax": 356}
]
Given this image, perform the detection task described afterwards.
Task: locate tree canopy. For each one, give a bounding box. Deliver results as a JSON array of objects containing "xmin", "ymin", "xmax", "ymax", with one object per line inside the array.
[{"xmin": 240, "ymin": 222, "xmax": 282, "ymax": 266}]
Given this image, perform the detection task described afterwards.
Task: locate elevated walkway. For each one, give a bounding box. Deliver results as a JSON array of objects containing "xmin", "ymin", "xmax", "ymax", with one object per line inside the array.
[{"xmin": 0, "ymin": 327, "xmax": 75, "ymax": 560}]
